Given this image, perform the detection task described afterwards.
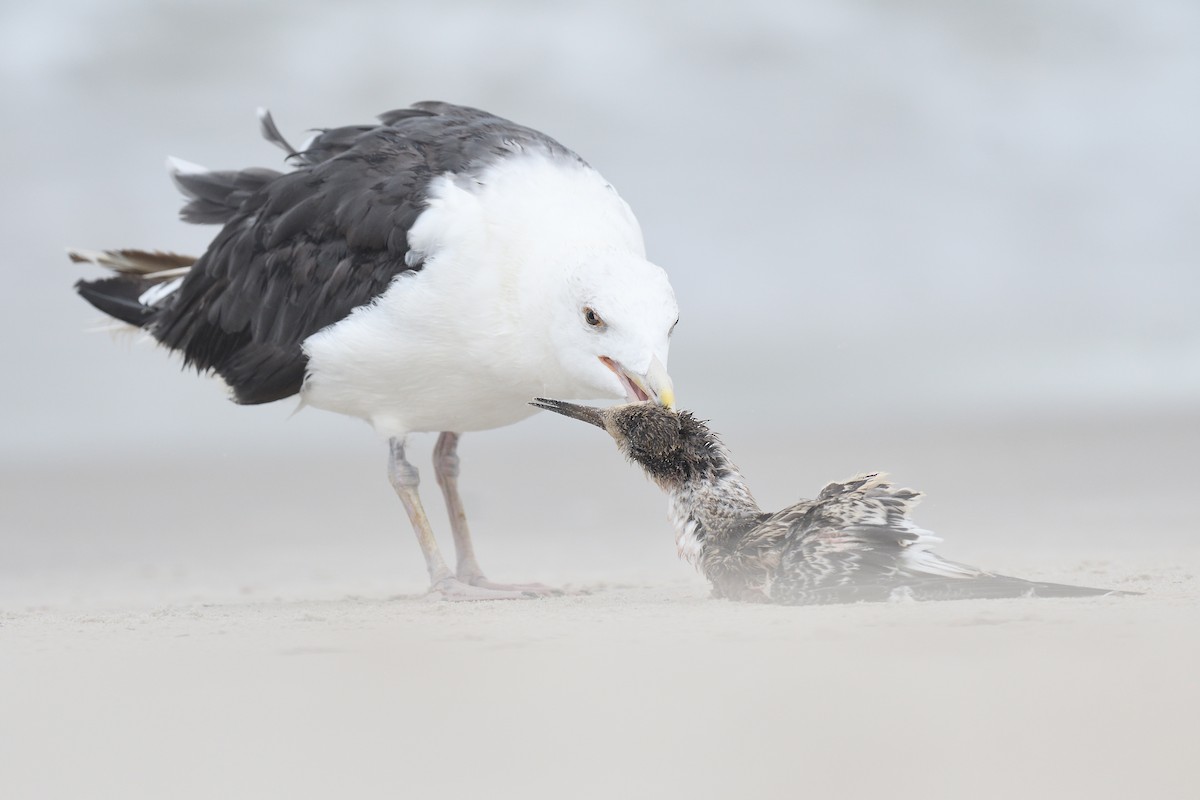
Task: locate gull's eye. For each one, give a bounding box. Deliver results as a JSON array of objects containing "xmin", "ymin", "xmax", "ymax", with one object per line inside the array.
[{"xmin": 583, "ymin": 306, "xmax": 606, "ymax": 328}]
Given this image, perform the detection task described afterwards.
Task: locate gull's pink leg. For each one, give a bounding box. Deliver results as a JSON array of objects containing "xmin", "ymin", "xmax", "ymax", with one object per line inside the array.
[
  {"xmin": 433, "ymin": 432, "xmax": 561, "ymax": 596},
  {"xmin": 388, "ymin": 437, "xmax": 533, "ymax": 601}
]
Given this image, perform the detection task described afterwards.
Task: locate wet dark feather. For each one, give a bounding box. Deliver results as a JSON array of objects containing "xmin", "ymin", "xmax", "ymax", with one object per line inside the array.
[{"xmin": 561, "ymin": 402, "xmax": 1135, "ymax": 605}]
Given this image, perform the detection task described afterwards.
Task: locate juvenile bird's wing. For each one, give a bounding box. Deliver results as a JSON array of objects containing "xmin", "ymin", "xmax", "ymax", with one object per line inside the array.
[{"xmin": 767, "ymin": 474, "xmax": 1119, "ymax": 604}]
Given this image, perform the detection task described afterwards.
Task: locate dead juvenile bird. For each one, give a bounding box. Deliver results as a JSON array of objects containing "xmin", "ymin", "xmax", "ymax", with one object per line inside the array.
[{"xmin": 532, "ymin": 399, "xmax": 1132, "ymax": 605}]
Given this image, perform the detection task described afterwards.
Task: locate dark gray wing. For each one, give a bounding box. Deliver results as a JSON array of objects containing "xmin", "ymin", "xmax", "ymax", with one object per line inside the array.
[
  {"xmin": 149, "ymin": 103, "xmax": 579, "ymax": 404},
  {"xmin": 767, "ymin": 474, "xmax": 1121, "ymax": 604}
]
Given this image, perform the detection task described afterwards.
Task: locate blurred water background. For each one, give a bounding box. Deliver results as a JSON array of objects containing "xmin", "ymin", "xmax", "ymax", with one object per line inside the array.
[
  {"xmin": 4, "ymin": 0, "xmax": 1197, "ymax": 456},
  {"xmin": 1, "ymin": 0, "xmax": 1197, "ymax": 601}
]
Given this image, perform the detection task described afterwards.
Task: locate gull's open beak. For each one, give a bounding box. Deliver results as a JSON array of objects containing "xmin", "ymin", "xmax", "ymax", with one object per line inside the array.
[
  {"xmin": 530, "ymin": 398, "xmax": 606, "ymax": 429},
  {"xmin": 599, "ymin": 355, "xmax": 676, "ymax": 409}
]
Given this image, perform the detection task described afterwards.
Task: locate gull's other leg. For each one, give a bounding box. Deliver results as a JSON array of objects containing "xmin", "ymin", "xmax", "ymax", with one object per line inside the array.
[
  {"xmin": 433, "ymin": 432, "xmax": 559, "ymax": 596},
  {"xmin": 388, "ymin": 437, "xmax": 530, "ymax": 601},
  {"xmin": 432, "ymin": 432, "xmax": 482, "ymax": 582}
]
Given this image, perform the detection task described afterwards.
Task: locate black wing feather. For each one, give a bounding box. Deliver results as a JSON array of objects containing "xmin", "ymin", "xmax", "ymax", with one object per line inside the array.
[
  {"xmin": 75, "ymin": 276, "xmax": 156, "ymax": 328},
  {"xmin": 120, "ymin": 103, "xmax": 578, "ymax": 405}
]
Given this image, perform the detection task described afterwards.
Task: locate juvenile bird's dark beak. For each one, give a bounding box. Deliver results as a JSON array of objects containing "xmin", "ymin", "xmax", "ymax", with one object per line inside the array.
[{"xmin": 530, "ymin": 398, "xmax": 607, "ymax": 429}]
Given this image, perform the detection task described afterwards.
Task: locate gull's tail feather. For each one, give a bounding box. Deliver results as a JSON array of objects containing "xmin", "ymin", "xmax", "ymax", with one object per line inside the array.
[
  {"xmin": 71, "ymin": 248, "xmax": 194, "ymax": 329},
  {"xmin": 68, "ymin": 248, "xmax": 194, "ymax": 275}
]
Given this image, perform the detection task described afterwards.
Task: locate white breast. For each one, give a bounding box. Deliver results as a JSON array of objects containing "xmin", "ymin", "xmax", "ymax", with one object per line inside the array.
[
  {"xmin": 299, "ymin": 152, "xmax": 645, "ymax": 438},
  {"xmin": 668, "ymin": 489, "xmax": 706, "ymax": 564}
]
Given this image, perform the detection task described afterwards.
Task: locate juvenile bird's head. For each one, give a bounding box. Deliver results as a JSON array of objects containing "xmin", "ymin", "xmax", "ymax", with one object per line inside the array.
[{"xmin": 530, "ymin": 399, "xmax": 726, "ymax": 490}]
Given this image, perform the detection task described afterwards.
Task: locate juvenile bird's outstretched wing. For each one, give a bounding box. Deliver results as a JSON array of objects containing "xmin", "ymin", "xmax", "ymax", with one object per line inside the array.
[{"xmin": 767, "ymin": 473, "xmax": 1122, "ymax": 605}]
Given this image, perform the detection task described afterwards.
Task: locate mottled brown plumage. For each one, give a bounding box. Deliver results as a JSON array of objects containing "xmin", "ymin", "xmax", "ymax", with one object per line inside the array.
[{"xmin": 532, "ymin": 399, "xmax": 1133, "ymax": 605}]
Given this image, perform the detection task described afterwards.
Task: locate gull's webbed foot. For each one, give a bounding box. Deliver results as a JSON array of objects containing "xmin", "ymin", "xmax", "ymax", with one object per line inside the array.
[
  {"xmin": 459, "ymin": 574, "xmax": 564, "ymax": 597},
  {"xmin": 427, "ymin": 577, "xmax": 544, "ymax": 601}
]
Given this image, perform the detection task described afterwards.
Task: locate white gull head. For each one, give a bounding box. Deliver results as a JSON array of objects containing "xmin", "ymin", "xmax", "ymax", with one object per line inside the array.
[
  {"xmin": 300, "ymin": 151, "xmax": 679, "ymax": 437},
  {"xmin": 547, "ymin": 249, "xmax": 677, "ymax": 408}
]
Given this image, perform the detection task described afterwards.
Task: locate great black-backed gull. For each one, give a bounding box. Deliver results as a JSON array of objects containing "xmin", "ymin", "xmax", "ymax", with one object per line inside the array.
[
  {"xmin": 72, "ymin": 103, "xmax": 678, "ymax": 600},
  {"xmin": 531, "ymin": 400, "xmax": 1133, "ymax": 604}
]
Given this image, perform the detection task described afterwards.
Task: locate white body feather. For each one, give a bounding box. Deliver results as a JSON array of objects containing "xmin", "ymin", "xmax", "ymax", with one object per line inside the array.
[{"xmin": 300, "ymin": 152, "xmax": 674, "ymax": 437}]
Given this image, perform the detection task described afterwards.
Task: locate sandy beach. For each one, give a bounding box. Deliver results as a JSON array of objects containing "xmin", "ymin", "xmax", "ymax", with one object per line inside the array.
[
  {"xmin": 3, "ymin": 411, "xmax": 1198, "ymax": 799},
  {"xmin": 3, "ymin": 1, "xmax": 1198, "ymax": 796}
]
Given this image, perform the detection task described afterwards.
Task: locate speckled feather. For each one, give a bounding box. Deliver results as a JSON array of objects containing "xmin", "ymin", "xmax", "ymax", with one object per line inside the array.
[{"xmin": 535, "ymin": 401, "xmax": 1131, "ymax": 605}]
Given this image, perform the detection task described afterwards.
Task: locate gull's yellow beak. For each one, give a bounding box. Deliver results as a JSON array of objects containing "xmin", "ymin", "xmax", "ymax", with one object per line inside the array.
[
  {"xmin": 642, "ymin": 355, "xmax": 675, "ymax": 409},
  {"xmin": 601, "ymin": 355, "xmax": 675, "ymax": 410}
]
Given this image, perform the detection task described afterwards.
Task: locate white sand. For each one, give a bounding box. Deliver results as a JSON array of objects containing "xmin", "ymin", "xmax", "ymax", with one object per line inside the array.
[
  {"xmin": 5, "ymin": 1, "xmax": 1196, "ymax": 794},
  {"xmin": 3, "ymin": 413, "xmax": 1198, "ymax": 799}
]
